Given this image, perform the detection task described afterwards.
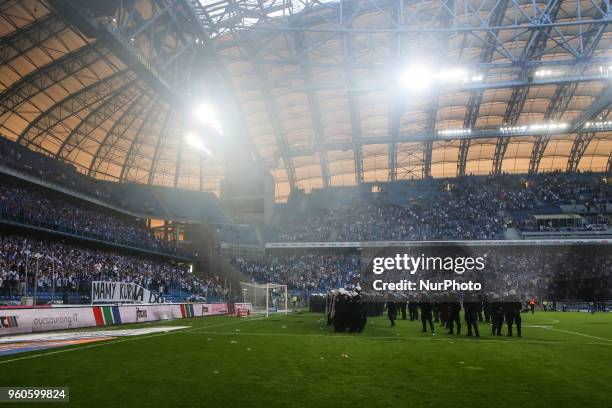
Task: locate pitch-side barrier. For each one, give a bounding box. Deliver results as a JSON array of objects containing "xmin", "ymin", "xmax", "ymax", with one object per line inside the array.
[{"xmin": 0, "ymin": 303, "xmax": 229, "ymax": 336}]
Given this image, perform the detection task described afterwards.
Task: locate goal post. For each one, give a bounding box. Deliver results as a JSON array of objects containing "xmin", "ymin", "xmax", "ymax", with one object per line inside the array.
[{"xmin": 239, "ymin": 282, "xmax": 288, "ymax": 317}]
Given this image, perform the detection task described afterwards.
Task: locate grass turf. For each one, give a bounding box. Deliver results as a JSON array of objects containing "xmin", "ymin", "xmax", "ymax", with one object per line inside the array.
[{"xmin": 0, "ymin": 311, "xmax": 611, "ymax": 408}]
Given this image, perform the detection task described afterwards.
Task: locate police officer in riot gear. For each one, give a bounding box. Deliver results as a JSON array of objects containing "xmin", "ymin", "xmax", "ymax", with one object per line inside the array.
[
  {"xmin": 447, "ymin": 296, "xmax": 462, "ymax": 335},
  {"xmin": 385, "ymin": 299, "xmax": 398, "ymax": 327},
  {"xmin": 503, "ymin": 290, "xmax": 522, "ymax": 337},
  {"xmin": 490, "ymin": 294, "xmax": 504, "ymax": 336},
  {"xmin": 419, "ymin": 294, "xmax": 435, "ymax": 334},
  {"xmin": 464, "ymin": 295, "xmax": 482, "ymax": 337}
]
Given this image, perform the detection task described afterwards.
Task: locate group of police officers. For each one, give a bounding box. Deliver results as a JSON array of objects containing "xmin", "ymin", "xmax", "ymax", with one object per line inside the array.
[{"xmin": 386, "ymin": 295, "xmax": 523, "ymax": 337}]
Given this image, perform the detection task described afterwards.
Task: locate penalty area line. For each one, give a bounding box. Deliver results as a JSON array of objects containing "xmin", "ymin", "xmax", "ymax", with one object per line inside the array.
[
  {"xmin": 548, "ymin": 327, "xmax": 611, "ymax": 342},
  {"xmin": 526, "ymin": 325, "xmax": 612, "ymax": 342}
]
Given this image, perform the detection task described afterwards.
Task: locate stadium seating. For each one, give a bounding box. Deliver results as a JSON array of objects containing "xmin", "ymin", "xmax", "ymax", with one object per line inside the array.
[
  {"xmin": 0, "ymin": 136, "xmax": 229, "ymax": 223},
  {"xmin": 0, "ymin": 178, "xmax": 177, "ymax": 255},
  {"xmin": 265, "ymin": 172, "xmax": 610, "ymax": 242},
  {"xmin": 0, "ymin": 233, "xmax": 223, "ymax": 305},
  {"xmin": 231, "ymin": 244, "xmax": 611, "ymax": 302}
]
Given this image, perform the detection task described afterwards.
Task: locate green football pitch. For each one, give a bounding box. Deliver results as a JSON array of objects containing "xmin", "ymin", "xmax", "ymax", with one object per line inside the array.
[{"xmin": 1, "ymin": 311, "xmax": 611, "ymax": 408}]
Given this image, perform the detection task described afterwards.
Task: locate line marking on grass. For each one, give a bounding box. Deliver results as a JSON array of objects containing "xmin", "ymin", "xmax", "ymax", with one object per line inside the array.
[
  {"xmin": 526, "ymin": 325, "xmax": 612, "ymax": 342},
  {"xmin": 183, "ymin": 330, "xmax": 568, "ymax": 345},
  {"xmin": 0, "ymin": 328, "xmax": 189, "ymax": 365},
  {"xmin": 528, "ymin": 326, "xmax": 612, "ymax": 342},
  {"xmin": 547, "ymin": 327, "xmax": 611, "ymax": 342},
  {"xmin": 0, "ymin": 316, "xmax": 269, "ymax": 364},
  {"xmin": 181, "ymin": 315, "xmax": 269, "ymax": 332}
]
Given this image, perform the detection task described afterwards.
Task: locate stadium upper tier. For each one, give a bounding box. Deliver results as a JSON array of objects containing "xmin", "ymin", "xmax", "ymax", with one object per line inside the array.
[
  {"xmin": 0, "ymin": 137, "xmax": 229, "ymax": 223},
  {"xmin": 266, "ymin": 173, "xmax": 611, "ymax": 242},
  {"xmin": 0, "ymin": 177, "xmax": 182, "ymax": 255},
  {"xmin": 0, "ymin": 1, "xmax": 610, "ymax": 202}
]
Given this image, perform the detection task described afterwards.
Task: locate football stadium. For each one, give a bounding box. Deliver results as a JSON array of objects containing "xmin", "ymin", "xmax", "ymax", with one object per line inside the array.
[{"xmin": 0, "ymin": 0, "xmax": 611, "ymax": 406}]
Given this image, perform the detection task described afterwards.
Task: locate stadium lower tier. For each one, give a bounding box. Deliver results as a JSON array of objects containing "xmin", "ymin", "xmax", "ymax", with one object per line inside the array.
[
  {"xmin": 231, "ymin": 243, "xmax": 612, "ymax": 302},
  {"xmin": 0, "ymin": 232, "xmax": 221, "ymax": 305}
]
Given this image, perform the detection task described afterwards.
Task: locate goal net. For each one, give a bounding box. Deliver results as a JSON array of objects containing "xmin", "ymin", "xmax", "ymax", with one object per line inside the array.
[{"xmin": 239, "ymin": 282, "xmax": 288, "ymax": 317}]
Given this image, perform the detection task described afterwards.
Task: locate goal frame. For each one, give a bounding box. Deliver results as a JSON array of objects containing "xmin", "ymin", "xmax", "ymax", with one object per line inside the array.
[{"xmin": 239, "ymin": 282, "xmax": 288, "ymax": 317}]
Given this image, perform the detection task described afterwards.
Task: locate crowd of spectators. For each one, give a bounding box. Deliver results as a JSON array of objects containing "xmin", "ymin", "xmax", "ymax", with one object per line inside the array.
[
  {"xmin": 231, "ymin": 254, "xmax": 361, "ymax": 292},
  {"xmin": 231, "ymin": 245, "xmax": 611, "ymax": 302},
  {"xmin": 0, "ymin": 137, "xmax": 116, "ymax": 204},
  {"xmin": 0, "ymin": 233, "xmax": 222, "ymax": 302},
  {"xmin": 0, "ymin": 181, "xmax": 181, "ymax": 254},
  {"xmin": 483, "ymin": 246, "xmax": 610, "ymax": 301},
  {"xmin": 1, "ymin": 138, "xmax": 610, "ymax": 305},
  {"xmin": 267, "ymin": 172, "xmax": 611, "ymax": 242}
]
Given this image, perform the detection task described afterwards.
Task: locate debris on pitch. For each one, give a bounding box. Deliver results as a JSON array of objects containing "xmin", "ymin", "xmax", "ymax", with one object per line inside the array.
[
  {"xmin": 341, "ymin": 353, "xmax": 349, "ymax": 358},
  {"xmin": 230, "ymin": 340, "xmax": 239, "ymax": 344}
]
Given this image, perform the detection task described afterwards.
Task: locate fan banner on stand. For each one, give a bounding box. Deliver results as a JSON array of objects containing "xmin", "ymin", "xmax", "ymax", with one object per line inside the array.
[{"xmin": 90, "ymin": 281, "xmax": 167, "ymax": 304}]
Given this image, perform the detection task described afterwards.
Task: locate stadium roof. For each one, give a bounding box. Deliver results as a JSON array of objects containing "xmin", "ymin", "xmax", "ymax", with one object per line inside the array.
[{"xmin": 0, "ymin": 0, "xmax": 610, "ymax": 201}]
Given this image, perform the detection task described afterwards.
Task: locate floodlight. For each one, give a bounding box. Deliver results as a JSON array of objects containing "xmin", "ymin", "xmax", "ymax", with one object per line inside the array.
[
  {"xmin": 185, "ymin": 132, "xmax": 212, "ymax": 155},
  {"xmin": 500, "ymin": 122, "xmax": 568, "ymax": 133},
  {"xmin": 401, "ymin": 65, "xmax": 434, "ymax": 92},
  {"xmin": 401, "ymin": 64, "xmax": 482, "ymax": 90},
  {"xmin": 438, "ymin": 128, "xmax": 472, "ymax": 137},
  {"xmin": 193, "ymin": 104, "xmax": 223, "ymax": 134},
  {"xmin": 535, "ymin": 69, "xmax": 552, "ymax": 77}
]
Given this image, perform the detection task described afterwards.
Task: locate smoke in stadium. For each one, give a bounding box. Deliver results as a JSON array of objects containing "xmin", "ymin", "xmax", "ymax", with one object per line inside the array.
[{"xmin": 0, "ymin": 0, "xmax": 610, "ymax": 406}]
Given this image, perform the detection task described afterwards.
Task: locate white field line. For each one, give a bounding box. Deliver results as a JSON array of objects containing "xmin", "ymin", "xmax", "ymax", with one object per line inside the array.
[
  {"xmin": 0, "ymin": 316, "xmax": 270, "ymax": 364},
  {"xmin": 181, "ymin": 315, "xmax": 269, "ymax": 332},
  {"xmin": 0, "ymin": 330, "xmax": 183, "ymax": 365},
  {"xmin": 523, "ymin": 324, "xmax": 553, "ymax": 329},
  {"xmin": 525, "ymin": 325, "xmax": 612, "ymax": 342}
]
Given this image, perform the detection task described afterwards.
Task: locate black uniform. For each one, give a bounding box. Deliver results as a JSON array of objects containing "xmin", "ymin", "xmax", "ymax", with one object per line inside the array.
[
  {"xmin": 408, "ymin": 301, "xmax": 419, "ymax": 321},
  {"xmin": 432, "ymin": 302, "xmax": 440, "ymax": 323},
  {"xmin": 490, "ymin": 301, "xmax": 504, "ymax": 336},
  {"xmin": 399, "ymin": 301, "xmax": 407, "ymax": 320},
  {"xmin": 503, "ymin": 301, "xmax": 522, "ymax": 337},
  {"xmin": 447, "ymin": 302, "xmax": 462, "ymax": 335},
  {"xmin": 464, "ymin": 301, "xmax": 481, "ymax": 337},
  {"xmin": 438, "ymin": 302, "xmax": 448, "ymax": 328},
  {"xmin": 483, "ymin": 301, "xmax": 491, "ymax": 323},
  {"xmin": 419, "ymin": 301, "xmax": 435, "ymax": 333},
  {"xmin": 386, "ymin": 302, "xmax": 398, "ymax": 326}
]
